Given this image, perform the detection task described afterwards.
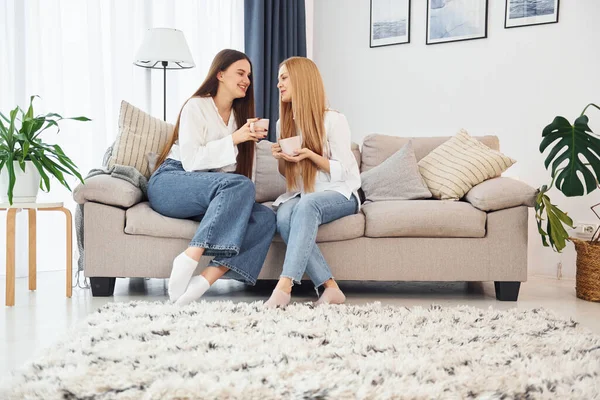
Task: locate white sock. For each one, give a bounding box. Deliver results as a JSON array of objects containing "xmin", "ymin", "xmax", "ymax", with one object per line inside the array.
[
  {"xmin": 168, "ymin": 252, "xmax": 199, "ymax": 302},
  {"xmin": 175, "ymin": 275, "xmax": 211, "ymax": 306}
]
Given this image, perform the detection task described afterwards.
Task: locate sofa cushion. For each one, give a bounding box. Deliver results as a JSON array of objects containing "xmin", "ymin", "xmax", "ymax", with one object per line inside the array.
[
  {"xmin": 262, "ymin": 201, "xmax": 365, "ymax": 243},
  {"xmin": 125, "ymin": 202, "xmax": 198, "ymax": 239},
  {"xmin": 124, "ymin": 201, "xmax": 365, "ymax": 243},
  {"xmin": 362, "ymin": 200, "xmax": 486, "ymax": 238},
  {"xmin": 361, "ymin": 133, "xmax": 499, "ymax": 173},
  {"xmin": 107, "ymin": 101, "xmax": 174, "ymax": 178},
  {"xmin": 464, "ymin": 177, "xmax": 537, "ymax": 211},
  {"xmin": 360, "ymin": 141, "xmax": 432, "ymax": 202},
  {"xmin": 417, "ymin": 130, "xmax": 516, "ymax": 200}
]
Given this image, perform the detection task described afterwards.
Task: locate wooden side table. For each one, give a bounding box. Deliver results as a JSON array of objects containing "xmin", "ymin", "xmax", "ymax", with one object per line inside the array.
[{"xmin": 1, "ymin": 202, "xmax": 72, "ymax": 306}]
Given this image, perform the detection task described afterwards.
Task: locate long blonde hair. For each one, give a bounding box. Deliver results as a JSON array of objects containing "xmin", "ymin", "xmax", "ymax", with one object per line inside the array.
[
  {"xmin": 155, "ymin": 49, "xmax": 255, "ymax": 179},
  {"xmin": 279, "ymin": 57, "xmax": 327, "ymax": 193}
]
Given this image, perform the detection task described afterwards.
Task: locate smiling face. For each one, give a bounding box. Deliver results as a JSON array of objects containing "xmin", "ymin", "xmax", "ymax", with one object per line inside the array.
[
  {"xmin": 277, "ymin": 64, "xmax": 293, "ymax": 103},
  {"xmin": 217, "ymin": 59, "xmax": 251, "ymax": 99}
]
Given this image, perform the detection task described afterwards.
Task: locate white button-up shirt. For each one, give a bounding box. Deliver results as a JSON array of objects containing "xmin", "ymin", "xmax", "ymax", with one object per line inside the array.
[
  {"xmin": 167, "ymin": 96, "xmax": 238, "ymax": 173},
  {"xmin": 273, "ymin": 110, "xmax": 361, "ymax": 209}
]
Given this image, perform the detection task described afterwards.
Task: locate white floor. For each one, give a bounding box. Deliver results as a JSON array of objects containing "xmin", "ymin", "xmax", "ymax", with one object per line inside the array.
[{"xmin": 1, "ymin": 272, "xmax": 599, "ymax": 379}]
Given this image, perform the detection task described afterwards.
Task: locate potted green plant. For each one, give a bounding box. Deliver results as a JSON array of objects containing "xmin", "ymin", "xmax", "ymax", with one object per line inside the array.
[
  {"xmin": 0, "ymin": 95, "xmax": 90, "ymax": 205},
  {"xmin": 536, "ymin": 102, "xmax": 600, "ymax": 301}
]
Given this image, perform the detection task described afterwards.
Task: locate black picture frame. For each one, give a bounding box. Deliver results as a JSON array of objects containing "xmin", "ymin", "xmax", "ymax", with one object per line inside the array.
[
  {"xmin": 426, "ymin": 0, "xmax": 489, "ymax": 45},
  {"xmin": 505, "ymin": 0, "xmax": 560, "ymax": 29},
  {"xmin": 370, "ymin": 0, "xmax": 411, "ymax": 48}
]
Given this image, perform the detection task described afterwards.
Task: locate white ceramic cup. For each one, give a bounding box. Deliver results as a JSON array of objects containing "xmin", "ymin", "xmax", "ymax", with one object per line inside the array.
[{"xmin": 279, "ymin": 136, "xmax": 302, "ymax": 156}]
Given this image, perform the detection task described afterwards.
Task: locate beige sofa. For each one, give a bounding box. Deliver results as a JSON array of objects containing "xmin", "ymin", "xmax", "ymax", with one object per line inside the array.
[{"xmin": 74, "ymin": 134, "xmax": 536, "ymax": 301}]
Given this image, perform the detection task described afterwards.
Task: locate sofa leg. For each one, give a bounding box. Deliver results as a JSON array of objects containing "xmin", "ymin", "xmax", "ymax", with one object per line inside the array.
[
  {"xmin": 90, "ymin": 277, "xmax": 116, "ymax": 297},
  {"xmin": 494, "ymin": 281, "xmax": 521, "ymax": 301}
]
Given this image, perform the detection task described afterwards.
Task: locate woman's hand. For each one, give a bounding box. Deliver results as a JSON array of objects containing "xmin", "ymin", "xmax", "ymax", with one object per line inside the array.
[
  {"xmin": 271, "ymin": 142, "xmax": 284, "ymax": 159},
  {"xmin": 280, "ymin": 148, "xmax": 314, "ymax": 163},
  {"xmin": 232, "ymin": 118, "xmax": 267, "ymax": 145}
]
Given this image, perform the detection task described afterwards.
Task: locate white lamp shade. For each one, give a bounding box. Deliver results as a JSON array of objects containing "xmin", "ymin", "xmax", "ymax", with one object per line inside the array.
[{"xmin": 134, "ymin": 28, "xmax": 195, "ymax": 69}]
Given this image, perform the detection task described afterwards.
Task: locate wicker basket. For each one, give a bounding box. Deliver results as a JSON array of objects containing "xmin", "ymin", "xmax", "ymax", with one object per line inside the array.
[{"xmin": 571, "ymin": 238, "xmax": 600, "ymax": 302}]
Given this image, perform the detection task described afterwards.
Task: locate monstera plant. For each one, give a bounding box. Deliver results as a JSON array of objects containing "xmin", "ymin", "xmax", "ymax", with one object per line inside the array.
[{"xmin": 536, "ymin": 103, "xmax": 600, "ymax": 252}]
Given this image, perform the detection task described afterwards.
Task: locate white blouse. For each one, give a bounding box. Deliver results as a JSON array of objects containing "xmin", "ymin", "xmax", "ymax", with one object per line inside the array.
[
  {"xmin": 273, "ymin": 110, "xmax": 361, "ymax": 209},
  {"xmin": 167, "ymin": 96, "xmax": 238, "ymax": 173}
]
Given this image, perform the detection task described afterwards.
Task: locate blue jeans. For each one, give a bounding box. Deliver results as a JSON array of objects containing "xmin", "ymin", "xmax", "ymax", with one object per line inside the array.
[
  {"xmin": 148, "ymin": 159, "xmax": 276, "ymax": 285},
  {"xmin": 276, "ymin": 191, "xmax": 358, "ymax": 289}
]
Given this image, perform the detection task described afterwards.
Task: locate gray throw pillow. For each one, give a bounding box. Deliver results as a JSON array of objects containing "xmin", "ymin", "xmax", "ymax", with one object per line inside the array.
[
  {"xmin": 360, "ymin": 141, "xmax": 432, "ymax": 202},
  {"xmin": 254, "ymin": 140, "xmax": 287, "ymax": 203}
]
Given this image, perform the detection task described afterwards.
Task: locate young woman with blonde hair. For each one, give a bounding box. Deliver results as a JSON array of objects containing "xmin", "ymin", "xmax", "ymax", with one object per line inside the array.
[
  {"xmin": 265, "ymin": 57, "xmax": 361, "ymax": 307},
  {"xmin": 148, "ymin": 49, "xmax": 276, "ymax": 306}
]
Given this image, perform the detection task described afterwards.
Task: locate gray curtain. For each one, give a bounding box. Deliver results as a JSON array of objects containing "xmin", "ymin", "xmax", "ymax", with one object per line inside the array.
[{"xmin": 244, "ymin": 0, "xmax": 306, "ymax": 141}]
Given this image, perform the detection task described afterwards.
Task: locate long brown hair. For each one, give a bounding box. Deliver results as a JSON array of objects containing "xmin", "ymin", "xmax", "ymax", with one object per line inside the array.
[
  {"xmin": 279, "ymin": 57, "xmax": 327, "ymax": 192},
  {"xmin": 155, "ymin": 49, "xmax": 255, "ymax": 179}
]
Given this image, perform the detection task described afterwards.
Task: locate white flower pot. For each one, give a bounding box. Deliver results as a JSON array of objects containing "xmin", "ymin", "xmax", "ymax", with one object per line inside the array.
[{"xmin": 0, "ymin": 161, "xmax": 41, "ymax": 203}]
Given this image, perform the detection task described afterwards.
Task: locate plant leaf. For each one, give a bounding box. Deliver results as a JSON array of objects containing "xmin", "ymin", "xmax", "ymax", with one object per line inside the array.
[
  {"xmin": 5, "ymin": 155, "xmax": 16, "ymax": 205},
  {"xmin": 8, "ymin": 107, "xmax": 19, "ymax": 146},
  {"xmin": 25, "ymin": 95, "xmax": 39, "ymax": 120},
  {"xmin": 0, "ymin": 112, "xmax": 10, "ymax": 124},
  {"xmin": 535, "ymin": 192, "xmax": 573, "ymax": 252},
  {"xmin": 29, "ymin": 155, "xmax": 51, "ymax": 192},
  {"xmin": 38, "ymin": 112, "xmax": 63, "ymax": 119},
  {"xmin": 40, "ymin": 157, "xmax": 70, "ymax": 190},
  {"xmin": 32, "ymin": 120, "xmax": 60, "ymax": 139},
  {"xmin": 540, "ymin": 115, "xmax": 600, "ymax": 196},
  {"xmin": 21, "ymin": 141, "xmax": 30, "ymax": 162},
  {"xmin": 0, "ymin": 118, "xmax": 8, "ymax": 143}
]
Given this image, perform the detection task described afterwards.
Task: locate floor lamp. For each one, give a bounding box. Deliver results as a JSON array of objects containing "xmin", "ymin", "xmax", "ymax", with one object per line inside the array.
[{"xmin": 134, "ymin": 28, "xmax": 195, "ymax": 121}]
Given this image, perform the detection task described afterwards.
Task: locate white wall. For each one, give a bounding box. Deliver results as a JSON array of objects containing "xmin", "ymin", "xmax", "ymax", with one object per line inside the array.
[
  {"xmin": 306, "ymin": 0, "xmax": 314, "ymax": 59},
  {"xmin": 313, "ymin": 0, "xmax": 600, "ymax": 279}
]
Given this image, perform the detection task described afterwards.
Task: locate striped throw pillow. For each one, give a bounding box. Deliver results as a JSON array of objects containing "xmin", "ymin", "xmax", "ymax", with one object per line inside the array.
[
  {"xmin": 107, "ymin": 101, "xmax": 174, "ymax": 178},
  {"xmin": 417, "ymin": 129, "xmax": 516, "ymax": 200}
]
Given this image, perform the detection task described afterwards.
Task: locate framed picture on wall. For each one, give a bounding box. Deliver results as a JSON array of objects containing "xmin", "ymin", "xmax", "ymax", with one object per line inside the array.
[
  {"xmin": 426, "ymin": 0, "xmax": 488, "ymax": 45},
  {"xmin": 370, "ymin": 0, "xmax": 411, "ymax": 47},
  {"xmin": 505, "ymin": 0, "xmax": 559, "ymax": 29}
]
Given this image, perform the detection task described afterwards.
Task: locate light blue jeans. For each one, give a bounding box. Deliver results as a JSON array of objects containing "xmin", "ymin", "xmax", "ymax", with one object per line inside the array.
[
  {"xmin": 276, "ymin": 191, "xmax": 358, "ymax": 290},
  {"xmin": 147, "ymin": 159, "xmax": 276, "ymax": 285}
]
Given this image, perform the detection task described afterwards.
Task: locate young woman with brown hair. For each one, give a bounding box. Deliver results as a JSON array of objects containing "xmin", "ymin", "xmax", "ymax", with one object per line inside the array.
[{"xmin": 148, "ymin": 49, "xmax": 276, "ymax": 306}]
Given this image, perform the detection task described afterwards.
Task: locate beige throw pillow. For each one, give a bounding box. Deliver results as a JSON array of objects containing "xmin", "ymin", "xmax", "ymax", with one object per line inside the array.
[
  {"xmin": 465, "ymin": 177, "xmax": 537, "ymax": 211},
  {"xmin": 73, "ymin": 175, "xmax": 143, "ymax": 208},
  {"xmin": 417, "ymin": 129, "xmax": 516, "ymax": 200},
  {"xmin": 107, "ymin": 101, "xmax": 174, "ymax": 178}
]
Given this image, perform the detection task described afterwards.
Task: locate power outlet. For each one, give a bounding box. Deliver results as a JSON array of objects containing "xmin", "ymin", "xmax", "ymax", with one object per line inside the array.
[{"xmin": 575, "ymin": 222, "xmax": 599, "ymax": 238}]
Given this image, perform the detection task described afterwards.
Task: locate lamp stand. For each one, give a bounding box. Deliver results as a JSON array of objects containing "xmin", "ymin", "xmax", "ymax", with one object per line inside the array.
[{"xmin": 162, "ymin": 61, "xmax": 168, "ymax": 121}]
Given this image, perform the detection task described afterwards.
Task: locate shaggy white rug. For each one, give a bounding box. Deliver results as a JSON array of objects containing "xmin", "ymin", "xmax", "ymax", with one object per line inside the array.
[{"xmin": 2, "ymin": 302, "xmax": 600, "ymax": 400}]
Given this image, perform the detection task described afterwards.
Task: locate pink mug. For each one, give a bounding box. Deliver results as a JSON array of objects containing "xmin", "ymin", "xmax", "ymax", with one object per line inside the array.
[{"xmin": 279, "ymin": 136, "xmax": 302, "ymax": 156}]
